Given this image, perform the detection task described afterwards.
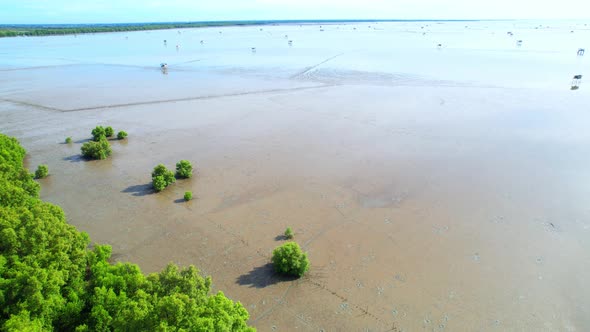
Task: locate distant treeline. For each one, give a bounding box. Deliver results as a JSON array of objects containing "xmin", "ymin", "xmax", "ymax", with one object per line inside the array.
[
  {"xmin": 0, "ymin": 21, "xmax": 262, "ymax": 37},
  {"xmin": 0, "ymin": 19, "xmax": 479, "ymax": 38}
]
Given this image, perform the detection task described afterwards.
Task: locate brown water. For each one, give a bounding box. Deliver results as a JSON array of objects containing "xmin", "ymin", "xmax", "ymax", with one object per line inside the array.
[{"xmin": 2, "ymin": 21, "xmax": 590, "ymax": 331}]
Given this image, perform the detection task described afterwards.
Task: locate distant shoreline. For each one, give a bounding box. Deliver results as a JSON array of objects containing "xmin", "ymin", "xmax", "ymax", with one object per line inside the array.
[{"xmin": 0, "ymin": 19, "xmax": 483, "ymax": 38}]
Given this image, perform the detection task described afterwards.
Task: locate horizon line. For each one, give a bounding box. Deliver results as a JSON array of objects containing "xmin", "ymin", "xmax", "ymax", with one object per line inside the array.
[{"xmin": 4, "ymin": 18, "xmax": 578, "ymax": 27}]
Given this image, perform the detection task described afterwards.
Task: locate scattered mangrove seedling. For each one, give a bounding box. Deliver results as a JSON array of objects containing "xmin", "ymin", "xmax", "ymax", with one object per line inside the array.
[
  {"xmin": 0, "ymin": 133, "xmax": 254, "ymax": 331},
  {"xmin": 34, "ymin": 164, "xmax": 49, "ymax": 179},
  {"xmin": 284, "ymin": 227, "xmax": 294, "ymax": 239},
  {"xmin": 152, "ymin": 164, "xmax": 176, "ymax": 192},
  {"xmin": 271, "ymin": 242, "xmax": 309, "ymax": 277},
  {"xmin": 81, "ymin": 137, "xmax": 112, "ymax": 160},
  {"xmin": 91, "ymin": 126, "xmax": 106, "ymax": 141},
  {"xmin": 65, "ymin": 137, "xmax": 72, "ymax": 144},
  {"xmin": 105, "ymin": 126, "xmax": 114, "ymax": 137},
  {"xmin": 184, "ymin": 191, "xmax": 193, "ymax": 201},
  {"xmin": 117, "ymin": 131, "xmax": 128, "ymax": 140},
  {"xmin": 176, "ymin": 160, "xmax": 193, "ymax": 179}
]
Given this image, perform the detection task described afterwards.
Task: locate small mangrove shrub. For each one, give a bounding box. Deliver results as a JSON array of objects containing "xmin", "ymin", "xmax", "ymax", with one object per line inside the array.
[
  {"xmin": 271, "ymin": 242, "xmax": 309, "ymax": 277},
  {"xmin": 184, "ymin": 191, "xmax": 193, "ymax": 201},
  {"xmin": 65, "ymin": 137, "xmax": 72, "ymax": 144},
  {"xmin": 284, "ymin": 227, "xmax": 294, "ymax": 239},
  {"xmin": 176, "ymin": 160, "xmax": 193, "ymax": 179},
  {"xmin": 91, "ymin": 126, "xmax": 106, "ymax": 141},
  {"xmin": 152, "ymin": 176, "xmax": 167, "ymax": 192},
  {"xmin": 34, "ymin": 164, "xmax": 49, "ymax": 179},
  {"xmin": 152, "ymin": 164, "xmax": 175, "ymax": 191},
  {"xmin": 81, "ymin": 137, "xmax": 112, "ymax": 160},
  {"xmin": 117, "ymin": 131, "xmax": 128, "ymax": 140},
  {"xmin": 105, "ymin": 126, "xmax": 114, "ymax": 137}
]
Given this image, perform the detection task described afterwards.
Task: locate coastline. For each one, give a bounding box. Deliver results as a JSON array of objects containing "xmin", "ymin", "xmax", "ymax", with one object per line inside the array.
[
  {"xmin": 2, "ymin": 20, "xmax": 589, "ymax": 330},
  {"xmin": 0, "ymin": 19, "xmax": 482, "ymax": 38}
]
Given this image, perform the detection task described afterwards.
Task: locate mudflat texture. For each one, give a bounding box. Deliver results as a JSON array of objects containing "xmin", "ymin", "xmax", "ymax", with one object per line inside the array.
[{"xmin": 1, "ymin": 21, "xmax": 590, "ymax": 331}]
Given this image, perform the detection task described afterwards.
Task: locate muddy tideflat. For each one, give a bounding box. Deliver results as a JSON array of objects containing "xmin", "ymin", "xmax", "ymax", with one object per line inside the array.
[{"xmin": 1, "ymin": 21, "xmax": 590, "ymax": 331}]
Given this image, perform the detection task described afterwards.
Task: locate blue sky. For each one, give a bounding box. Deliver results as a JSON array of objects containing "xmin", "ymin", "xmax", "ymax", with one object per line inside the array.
[{"xmin": 2, "ymin": 0, "xmax": 589, "ymax": 24}]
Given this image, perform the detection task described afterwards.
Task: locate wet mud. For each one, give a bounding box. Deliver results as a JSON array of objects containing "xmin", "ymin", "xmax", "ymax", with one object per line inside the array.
[{"xmin": 1, "ymin": 21, "xmax": 590, "ymax": 331}]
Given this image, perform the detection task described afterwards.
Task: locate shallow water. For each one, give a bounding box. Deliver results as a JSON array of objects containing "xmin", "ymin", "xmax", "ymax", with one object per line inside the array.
[{"xmin": 2, "ymin": 20, "xmax": 590, "ymax": 331}]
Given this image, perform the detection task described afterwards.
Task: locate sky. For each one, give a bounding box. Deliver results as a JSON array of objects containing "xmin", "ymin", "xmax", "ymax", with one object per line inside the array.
[{"xmin": 1, "ymin": 0, "xmax": 590, "ymax": 24}]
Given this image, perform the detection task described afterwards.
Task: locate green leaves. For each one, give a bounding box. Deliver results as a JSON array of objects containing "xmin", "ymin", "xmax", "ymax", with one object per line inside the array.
[
  {"xmin": 0, "ymin": 133, "xmax": 255, "ymax": 331},
  {"xmin": 152, "ymin": 176, "xmax": 167, "ymax": 192},
  {"xmin": 0, "ymin": 134, "xmax": 39, "ymax": 207},
  {"xmin": 116, "ymin": 131, "xmax": 127, "ymax": 140},
  {"xmin": 175, "ymin": 160, "xmax": 193, "ymax": 179},
  {"xmin": 271, "ymin": 242, "xmax": 309, "ymax": 277},
  {"xmin": 91, "ymin": 126, "xmax": 106, "ymax": 142},
  {"xmin": 81, "ymin": 138, "xmax": 112, "ymax": 160},
  {"xmin": 152, "ymin": 161, "xmax": 193, "ymax": 193},
  {"xmin": 0, "ymin": 201, "xmax": 90, "ymax": 330},
  {"xmin": 284, "ymin": 227, "xmax": 294, "ymax": 239},
  {"xmin": 92, "ymin": 125, "xmax": 116, "ymax": 140},
  {"xmin": 82, "ymin": 262, "xmax": 252, "ymax": 331},
  {"xmin": 2, "ymin": 310, "xmax": 44, "ymax": 331},
  {"xmin": 152, "ymin": 164, "xmax": 175, "ymax": 192},
  {"xmin": 34, "ymin": 165, "xmax": 48, "ymax": 179}
]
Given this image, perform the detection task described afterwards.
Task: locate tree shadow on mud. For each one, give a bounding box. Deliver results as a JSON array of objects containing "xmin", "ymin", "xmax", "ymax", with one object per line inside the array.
[
  {"xmin": 274, "ymin": 235, "xmax": 287, "ymax": 241},
  {"xmin": 122, "ymin": 183, "xmax": 155, "ymax": 197},
  {"xmin": 236, "ymin": 263, "xmax": 298, "ymax": 289},
  {"xmin": 63, "ymin": 155, "xmax": 85, "ymax": 163}
]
